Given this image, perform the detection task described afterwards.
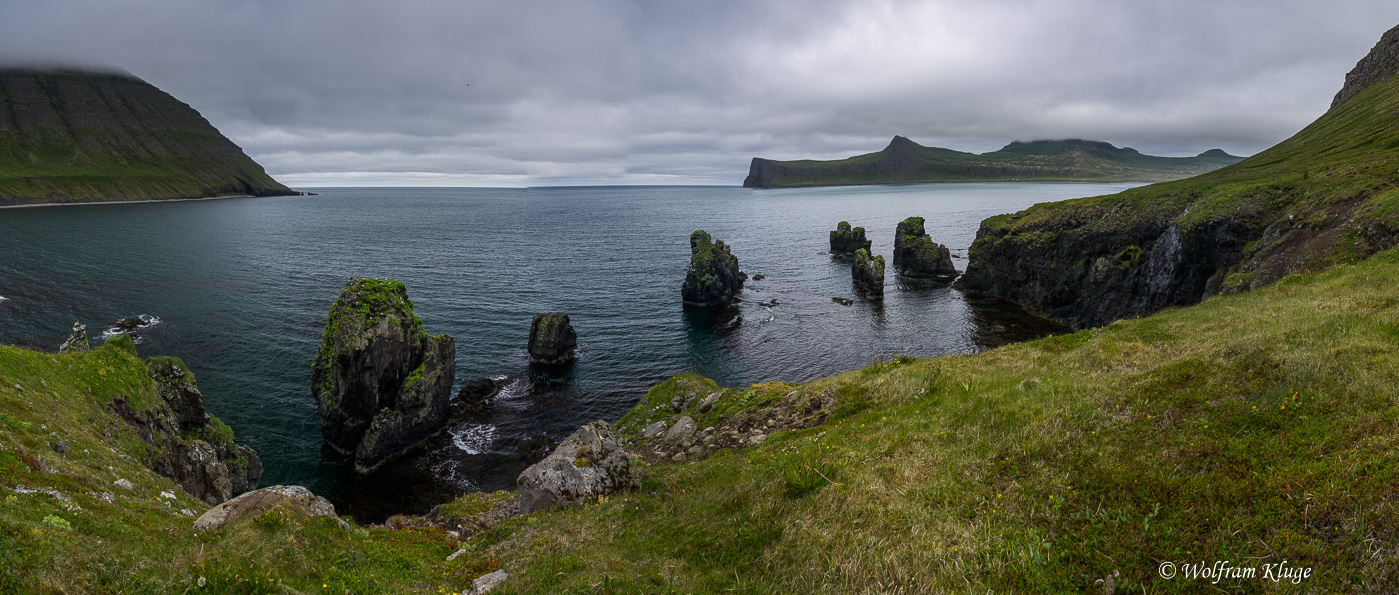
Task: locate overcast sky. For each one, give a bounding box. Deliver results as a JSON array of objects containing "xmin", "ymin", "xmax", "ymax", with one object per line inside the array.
[{"xmin": 2, "ymin": 1, "xmax": 1398, "ymax": 187}]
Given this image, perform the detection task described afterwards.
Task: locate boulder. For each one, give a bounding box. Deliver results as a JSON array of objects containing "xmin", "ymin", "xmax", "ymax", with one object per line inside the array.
[
  {"xmin": 829, "ymin": 221, "xmax": 872, "ymax": 258},
  {"xmin": 453, "ymin": 377, "xmax": 499, "ymax": 418},
  {"xmin": 472, "ymin": 569, "xmax": 508, "ymax": 594},
  {"xmin": 527, "ymin": 313, "xmax": 577, "ymax": 365},
  {"xmin": 193, "ymin": 485, "xmax": 337, "ymax": 531},
  {"xmin": 310, "ymin": 277, "xmax": 456, "ymax": 474},
  {"xmin": 852, "ymin": 249, "xmax": 886, "ymax": 298},
  {"xmin": 640, "ymin": 420, "xmax": 668, "ymax": 438},
  {"xmin": 893, "ymin": 217, "xmax": 956, "ymax": 278},
  {"xmin": 664, "ymin": 415, "xmax": 697, "ymax": 442},
  {"xmin": 58, "ymin": 322, "xmax": 88, "ymax": 353},
  {"xmin": 516, "ymin": 421, "xmax": 640, "ymax": 514},
  {"xmin": 681, "ymin": 231, "xmax": 744, "ymax": 307}
]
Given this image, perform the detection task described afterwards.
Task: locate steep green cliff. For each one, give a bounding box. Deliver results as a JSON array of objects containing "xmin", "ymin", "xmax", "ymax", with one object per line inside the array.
[
  {"xmin": 743, "ymin": 136, "xmax": 1242, "ymax": 188},
  {"xmin": 957, "ymin": 24, "xmax": 1399, "ymax": 329},
  {"xmin": 0, "ymin": 68, "xmax": 294, "ymax": 206}
]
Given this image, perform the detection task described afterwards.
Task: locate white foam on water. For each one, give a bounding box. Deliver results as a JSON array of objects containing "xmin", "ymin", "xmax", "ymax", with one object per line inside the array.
[
  {"xmin": 449, "ymin": 423, "xmax": 497, "ymax": 455},
  {"xmin": 100, "ymin": 314, "xmax": 161, "ymax": 343}
]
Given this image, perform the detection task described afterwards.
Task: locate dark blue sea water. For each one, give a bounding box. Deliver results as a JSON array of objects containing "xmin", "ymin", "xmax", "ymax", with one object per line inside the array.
[{"xmin": 0, "ymin": 183, "xmax": 1136, "ymax": 519}]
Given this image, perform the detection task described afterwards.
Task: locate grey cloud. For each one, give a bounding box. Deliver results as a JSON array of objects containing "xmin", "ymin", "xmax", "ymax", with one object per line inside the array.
[{"xmin": 2, "ymin": 0, "xmax": 1397, "ymax": 185}]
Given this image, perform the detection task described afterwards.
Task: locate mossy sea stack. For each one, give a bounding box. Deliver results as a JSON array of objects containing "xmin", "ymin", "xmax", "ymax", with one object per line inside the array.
[
  {"xmin": 0, "ymin": 68, "xmax": 296, "ymax": 205},
  {"xmin": 829, "ymin": 221, "xmax": 872, "ymax": 258},
  {"xmin": 681, "ymin": 230, "xmax": 744, "ymax": 306},
  {"xmin": 528, "ymin": 313, "xmax": 578, "ymax": 365},
  {"xmin": 851, "ymin": 249, "xmax": 886, "ymax": 298},
  {"xmin": 311, "ymin": 278, "xmax": 456, "ymax": 474},
  {"xmin": 893, "ymin": 217, "xmax": 957, "ymax": 278}
]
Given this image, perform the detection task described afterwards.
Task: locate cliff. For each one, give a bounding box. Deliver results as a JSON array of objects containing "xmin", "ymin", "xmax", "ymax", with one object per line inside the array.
[
  {"xmin": 957, "ymin": 23, "xmax": 1399, "ymax": 329},
  {"xmin": 0, "ymin": 67, "xmax": 295, "ymax": 206},
  {"xmin": 743, "ymin": 135, "xmax": 1242, "ymax": 188}
]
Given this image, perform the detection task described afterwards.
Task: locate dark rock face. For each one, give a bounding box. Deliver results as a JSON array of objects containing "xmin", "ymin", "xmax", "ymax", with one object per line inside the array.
[
  {"xmin": 852, "ymin": 249, "xmax": 885, "ymax": 298},
  {"xmin": 681, "ymin": 230, "xmax": 744, "ymax": 306},
  {"xmin": 893, "ymin": 217, "xmax": 957, "ymax": 278},
  {"xmin": 528, "ymin": 313, "xmax": 578, "ymax": 365},
  {"xmin": 111, "ymin": 356, "xmax": 262, "ymax": 505},
  {"xmin": 1333, "ymin": 23, "xmax": 1399, "ymax": 108},
  {"xmin": 0, "ymin": 68, "xmax": 296, "ymax": 206},
  {"xmin": 453, "ymin": 377, "xmax": 499, "ymax": 418},
  {"xmin": 310, "ymin": 277, "xmax": 457, "ymax": 474},
  {"xmin": 519, "ymin": 434, "xmax": 556, "ymax": 464},
  {"xmin": 829, "ymin": 221, "xmax": 872, "ymax": 258}
]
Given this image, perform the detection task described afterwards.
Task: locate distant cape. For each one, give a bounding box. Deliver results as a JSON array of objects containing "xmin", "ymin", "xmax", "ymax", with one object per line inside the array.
[
  {"xmin": 742, "ymin": 136, "xmax": 1243, "ymax": 189},
  {"xmin": 0, "ymin": 67, "xmax": 296, "ymax": 206}
]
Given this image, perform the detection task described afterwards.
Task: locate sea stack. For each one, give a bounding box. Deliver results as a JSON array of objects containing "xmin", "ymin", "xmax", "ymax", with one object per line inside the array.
[
  {"xmin": 681, "ymin": 230, "xmax": 744, "ymax": 306},
  {"xmin": 852, "ymin": 249, "xmax": 885, "ymax": 298},
  {"xmin": 311, "ymin": 278, "xmax": 456, "ymax": 474},
  {"xmin": 893, "ymin": 217, "xmax": 957, "ymax": 278},
  {"xmin": 829, "ymin": 221, "xmax": 872, "ymax": 259},
  {"xmin": 528, "ymin": 313, "xmax": 578, "ymax": 365}
]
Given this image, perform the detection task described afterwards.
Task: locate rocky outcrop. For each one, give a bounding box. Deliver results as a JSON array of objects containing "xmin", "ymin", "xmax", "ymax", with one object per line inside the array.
[
  {"xmin": 516, "ymin": 421, "xmax": 640, "ymax": 514},
  {"xmin": 681, "ymin": 231, "xmax": 744, "ymax": 307},
  {"xmin": 0, "ymin": 68, "xmax": 297, "ymax": 206},
  {"xmin": 852, "ymin": 249, "xmax": 886, "ymax": 297},
  {"xmin": 109, "ymin": 353, "xmax": 262, "ymax": 505},
  {"xmin": 58, "ymin": 322, "xmax": 88, "ymax": 353},
  {"xmin": 453, "ymin": 377, "xmax": 499, "ymax": 418},
  {"xmin": 1333, "ymin": 23, "xmax": 1399, "ymax": 108},
  {"xmin": 311, "ymin": 278, "xmax": 457, "ymax": 474},
  {"xmin": 893, "ymin": 217, "xmax": 956, "ymax": 278},
  {"xmin": 193, "ymin": 485, "xmax": 338, "ymax": 531},
  {"xmin": 527, "ymin": 313, "xmax": 577, "ymax": 365},
  {"xmin": 829, "ymin": 221, "xmax": 872, "ymax": 258}
]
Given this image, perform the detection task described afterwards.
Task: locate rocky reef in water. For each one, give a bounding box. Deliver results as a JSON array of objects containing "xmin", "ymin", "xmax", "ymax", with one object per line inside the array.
[
  {"xmin": 105, "ymin": 336, "xmax": 262, "ymax": 504},
  {"xmin": 681, "ymin": 230, "xmax": 744, "ymax": 307},
  {"xmin": 0, "ymin": 67, "xmax": 297, "ymax": 205},
  {"xmin": 528, "ymin": 313, "xmax": 577, "ymax": 365},
  {"xmin": 311, "ymin": 278, "xmax": 456, "ymax": 475},
  {"xmin": 956, "ymin": 23, "xmax": 1399, "ymax": 329},
  {"xmin": 893, "ymin": 217, "xmax": 957, "ymax": 278},
  {"xmin": 829, "ymin": 221, "xmax": 872, "ymax": 259},
  {"xmin": 852, "ymin": 249, "xmax": 885, "ymax": 298}
]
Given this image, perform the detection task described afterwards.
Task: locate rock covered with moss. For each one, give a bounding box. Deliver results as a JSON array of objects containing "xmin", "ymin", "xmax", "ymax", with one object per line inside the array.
[
  {"xmin": 852, "ymin": 249, "xmax": 886, "ymax": 297},
  {"xmin": 893, "ymin": 217, "xmax": 957, "ymax": 278},
  {"xmin": 829, "ymin": 221, "xmax": 872, "ymax": 258},
  {"xmin": 516, "ymin": 420, "xmax": 639, "ymax": 514},
  {"xmin": 110, "ymin": 352, "xmax": 262, "ymax": 504},
  {"xmin": 58, "ymin": 322, "xmax": 88, "ymax": 353},
  {"xmin": 193, "ymin": 485, "xmax": 339, "ymax": 531},
  {"xmin": 681, "ymin": 230, "xmax": 744, "ymax": 306},
  {"xmin": 528, "ymin": 313, "xmax": 577, "ymax": 365},
  {"xmin": 311, "ymin": 277, "xmax": 456, "ymax": 474}
]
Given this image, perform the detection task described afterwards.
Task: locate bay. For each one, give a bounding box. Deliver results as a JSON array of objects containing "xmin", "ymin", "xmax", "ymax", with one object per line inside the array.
[{"xmin": 0, "ymin": 182, "xmax": 1137, "ymax": 518}]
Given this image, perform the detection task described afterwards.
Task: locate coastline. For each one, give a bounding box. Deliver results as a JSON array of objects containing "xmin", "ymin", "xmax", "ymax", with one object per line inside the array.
[{"xmin": 0, "ymin": 193, "xmax": 275, "ymax": 210}]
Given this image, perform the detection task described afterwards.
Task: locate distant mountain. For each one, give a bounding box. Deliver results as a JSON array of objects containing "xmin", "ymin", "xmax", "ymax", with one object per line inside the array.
[
  {"xmin": 0, "ymin": 68, "xmax": 295, "ymax": 206},
  {"xmin": 742, "ymin": 136, "xmax": 1243, "ymax": 188}
]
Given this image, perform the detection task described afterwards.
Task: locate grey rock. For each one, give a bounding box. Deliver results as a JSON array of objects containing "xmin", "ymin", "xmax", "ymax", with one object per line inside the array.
[
  {"xmin": 58, "ymin": 322, "xmax": 88, "ymax": 353},
  {"xmin": 114, "ymin": 479, "xmax": 134, "ymax": 490},
  {"xmin": 311, "ymin": 278, "xmax": 455, "ymax": 474},
  {"xmin": 686, "ymin": 446, "xmax": 703, "ymax": 457},
  {"xmin": 1334, "ymin": 23, "xmax": 1399, "ymax": 108},
  {"xmin": 528, "ymin": 313, "xmax": 578, "ymax": 365},
  {"xmin": 193, "ymin": 485, "xmax": 336, "ymax": 531},
  {"xmin": 698, "ymin": 392, "xmax": 719, "ymax": 413},
  {"xmin": 663, "ymin": 416, "xmax": 696, "ymax": 442},
  {"xmin": 681, "ymin": 231, "xmax": 744, "ymax": 307},
  {"xmin": 447, "ymin": 548, "xmax": 468, "ymax": 562},
  {"xmin": 640, "ymin": 420, "xmax": 668, "ymax": 439},
  {"xmin": 472, "ymin": 569, "xmax": 508, "ymax": 594},
  {"xmin": 516, "ymin": 421, "xmax": 639, "ymax": 515},
  {"xmin": 671, "ymin": 452, "xmax": 687, "ymax": 463}
]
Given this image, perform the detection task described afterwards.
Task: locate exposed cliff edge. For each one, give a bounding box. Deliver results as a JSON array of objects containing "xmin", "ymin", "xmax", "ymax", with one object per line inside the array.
[
  {"xmin": 0, "ymin": 67, "xmax": 296, "ymax": 206},
  {"xmin": 957, "ymin": 23, "xmax": 1399, "ymax": 329},
  {"xmin": 743, "ymin": 136, "xmax": 1242, "ymax": 188}
]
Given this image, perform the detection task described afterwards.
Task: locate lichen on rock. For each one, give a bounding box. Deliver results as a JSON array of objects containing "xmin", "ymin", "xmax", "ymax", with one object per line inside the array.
[
  {"xmin": 310, "ymin": 277, "xmax": 456, "ymax": 474},
  {"xmin": 681, "ymin": 230, "xmax": 744, "ymax": 307},
  {"xmin": 516, "ymin": 420, "xmax": 639, "ymax": 514},
  {"xmin": 893, "ymin": 217, "xmax": 957, "ymax": 278},
  {"xmin": 58, "ymin": 322, "xmax": 88, "ymax": 353}
]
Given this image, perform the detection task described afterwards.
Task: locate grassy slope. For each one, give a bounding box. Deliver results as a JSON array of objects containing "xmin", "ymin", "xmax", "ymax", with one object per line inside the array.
[{"xmin": 750, "ymin": 138, "xmax": 1242, "ymax": 187}]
